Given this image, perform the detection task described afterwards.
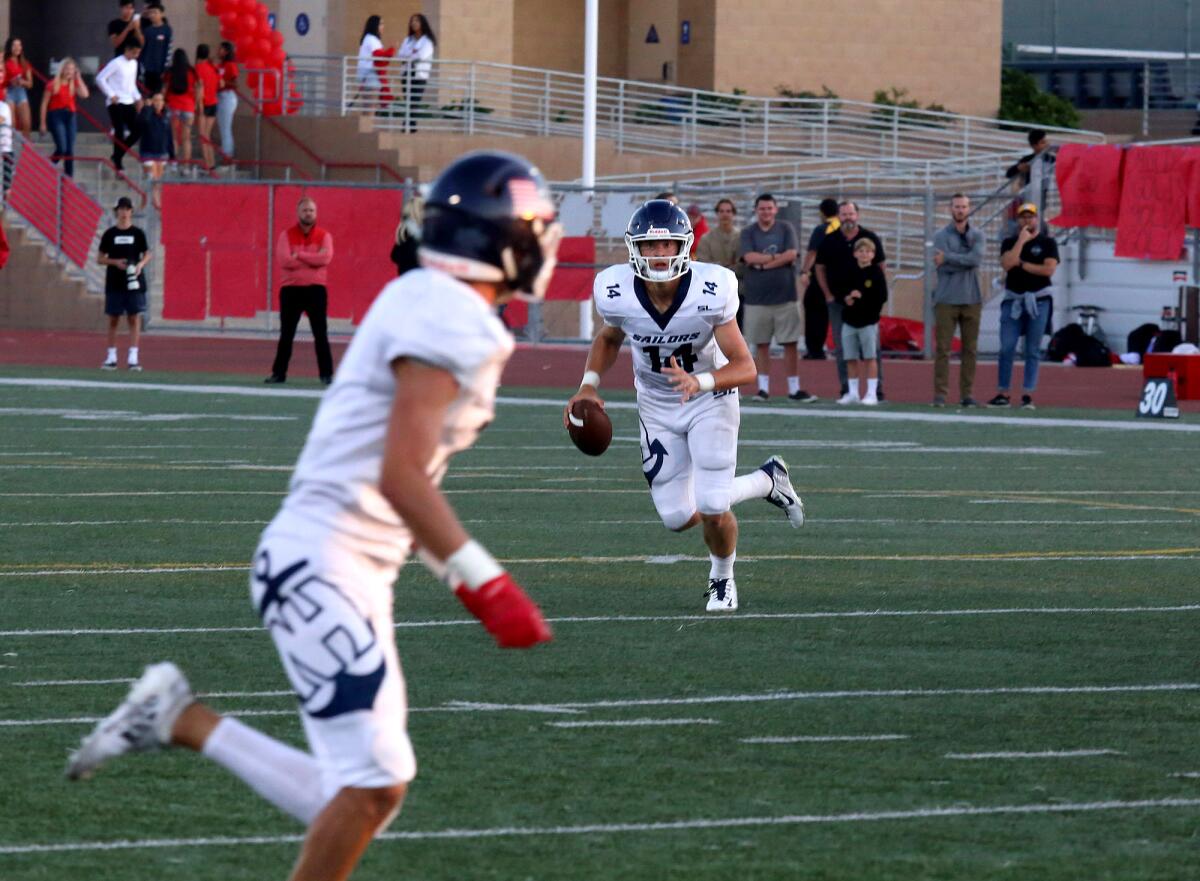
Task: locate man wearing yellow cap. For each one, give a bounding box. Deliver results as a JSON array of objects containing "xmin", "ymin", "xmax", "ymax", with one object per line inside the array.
[{"xmin": 988, "ymin": 202, "xmax": 1059, "ymax": 410}]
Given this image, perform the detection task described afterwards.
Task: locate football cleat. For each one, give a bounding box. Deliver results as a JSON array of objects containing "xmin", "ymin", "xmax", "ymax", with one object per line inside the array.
[
  {"xmin": 66, "ymin": 662, "xmax": 193, "ymax": 781},
  {"xmin": 705, "ymin": 578, "xmax": 738, "ymax": 611},
  {"xmin": 760, "ymin": 455, "xmax": 805, "ymax": 528}
]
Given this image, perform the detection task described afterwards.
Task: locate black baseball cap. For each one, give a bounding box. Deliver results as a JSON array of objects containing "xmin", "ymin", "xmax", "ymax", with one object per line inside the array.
[{"xmin": 115, "ymin": 196, "xmax": 134, "ymax": 211}]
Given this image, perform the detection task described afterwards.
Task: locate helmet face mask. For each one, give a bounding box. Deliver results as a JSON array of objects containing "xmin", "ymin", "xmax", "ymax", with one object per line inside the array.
[
  {"xmin": 625, "ymin": 199, "xmax": 694, "ymax": 283},
  {"xmin": 418, "ymin": 150, "xmax": 561, "ymax": 301}
]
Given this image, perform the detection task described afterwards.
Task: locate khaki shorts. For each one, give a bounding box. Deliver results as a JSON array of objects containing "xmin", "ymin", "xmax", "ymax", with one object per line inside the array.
[{"xmin": 743, "ymin": 301, "xmax": 802, "ymax": 346}]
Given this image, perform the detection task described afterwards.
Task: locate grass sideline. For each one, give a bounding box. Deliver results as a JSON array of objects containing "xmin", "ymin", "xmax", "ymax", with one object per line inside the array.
[{"xmin": 0, "ymin": 367, "xmax": 1198, "ymax": 881}]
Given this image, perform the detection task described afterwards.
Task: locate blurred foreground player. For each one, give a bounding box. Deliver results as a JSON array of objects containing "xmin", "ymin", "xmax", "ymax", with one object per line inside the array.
[
  {"xmin": 564, "ymin": 199, "xmax": 806, "ymax": 612},
  {"xmin": 67, "ymin": 150, "xmax": 560, "ymax": 881}
]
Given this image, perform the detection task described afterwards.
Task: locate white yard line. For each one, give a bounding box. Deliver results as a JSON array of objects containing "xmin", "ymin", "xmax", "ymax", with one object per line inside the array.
[
  {"xmin": 2, "ymin": 378, "xmax": 1199, "ymax": 433},
  {"xmin": 4, "ymin": 549, "xmax": 1198, "ymax": 577},
  {"xmin": 945, "ymin": 749, "xmax": 1122, "ymax": 760},
  {"xmin": 2, "ymin": 604, "xmax": 1199, "ymax": 638},
  {"xmin": 546, "ymin": 718, "xmax": 719, "ymax": 728},
  {"xmin": 0, "ymin": 798, "xmax": 1197, "ymax": 854},
  {"xmin": 741, "ymin": 735, "xmax": 910, "ymax": 743},
  {"xmin": 2, "ymin": 683, "xmax": 1196, "ymax": 729}
]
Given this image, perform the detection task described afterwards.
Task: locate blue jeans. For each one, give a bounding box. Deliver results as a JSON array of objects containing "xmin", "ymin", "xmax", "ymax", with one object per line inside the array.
[
  {"xmin": 998, "ymin": 296, "xmax": 1051, "ymax": 392},
  {"xmin": 47, "ymin": 109, "xmax": 77, "ymax": 176},
  {"xmin": 217, "ymin": 91, "xmax": 238, "ymax": 157}
]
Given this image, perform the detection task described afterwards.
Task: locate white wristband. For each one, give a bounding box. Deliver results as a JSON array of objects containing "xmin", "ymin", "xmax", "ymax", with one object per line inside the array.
[
  {"xmin": 695, "ymin": 372, "xmax": 716, "ymax": 393},
  {"xmin": 580, "ymin": 370, "xmax": 601, "ymax": 390},
  {"xmin": 445, "ymin": 539, "xmax": 503, "ymax": 591}
]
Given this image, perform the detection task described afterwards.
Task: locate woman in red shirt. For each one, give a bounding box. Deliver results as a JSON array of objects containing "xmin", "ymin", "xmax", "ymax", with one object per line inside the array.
[
  {"xmin": 165, "ymin": 48, "xmax": 201, "ymax": 169},
  {"xmin": 38, "ymin": 57, "xmax": 89, "ymax": 177},
  {"xmin": 4, "ymin": 38, "xmax": 33, "ymax": 136},
  {"xmin": 194, "ymin": 43, "xmax": 220, "ymax": 172},
  {"xmin": 216, "ymin": 41, "xmax": 239, "ymax": 160}
]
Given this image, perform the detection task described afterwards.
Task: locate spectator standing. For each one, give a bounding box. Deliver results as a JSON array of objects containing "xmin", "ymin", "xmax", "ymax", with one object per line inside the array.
[
  {"xmin": 95, "ymin": 39, "xmax": 143, "ymax": 173},
  {"xmin": 39, "ymin": 57, "xmax": 89, "ymax": 178},
  {"xmin": 931, "ymin": 193, "xmax": 985, "ymax": 407},
  {"xmin": 266, "ymin": 197, "xmax": 335, "ymax": 384},
  {"xmin": 215, "ymin": 41, "xmax": 238, "ymax": 161},
  {"xmin": 390, "ymin": 191, "xmax": 422, "ymax": 275},
  {"xmin": 685, "ymin": 203, "xmax": 710, "ymax": 258},
  {"xmin": 0, "ymin": 219, "xmax": 9, "ymax": 269},
  {"xmin": 799, "ymin": 197, "xmax": 839, "ymax": 360},
  {"xmin": 398, "ymin": 14, "xmax": 436, "ymax": 132},
  {"xmin": 107, "ymin": 0, "xmax": 143, "ymax": 57},
  {"xmin": 97, "ymin": 196, "xmax": 151, "ymax": 371},
  {"xmin": 695, "ymin": 198, "xmax": 743, "ymax": 326},
  {"xmin": 1006, "ymin": 128, "xmax": 1055, "ymax": 193},
  {"xmin": 836, "ymin": 239, "xmax": 888, "ymax": 405},
  {"xmin": 139, "ymin": 3, "xmax": 172, "ymax": 94},
  {"xmin": 194, "ymin": 44, "xmax": 219, "ymax": 170},
  {"xmin": 138, "ymin": 91, "xmax": 173, "ymax": 208},
  {"xmin": 0, "ymin": 98, "xmax": 11, "ymax": 197},
  {"xmin": 355, "ymin": 15, "xmax": 388, "ymax": 110},
  {"xmin": 988, "ymin": 202, "xmax": 1059, "ymax": 410},
  {"xmin": 165, "ymin": 48, "xmax": 200, "ymax": 168},
  {"xmin": 815, "ymin": 201, "xmax": 887, "ymax": 400},
  {"xmin": 4, "ymin": 38, "xmax": 33, "ymax": 137},
  {"xmin": 738, "ymin": 193, "xmax": 816, "ymax": 402}
]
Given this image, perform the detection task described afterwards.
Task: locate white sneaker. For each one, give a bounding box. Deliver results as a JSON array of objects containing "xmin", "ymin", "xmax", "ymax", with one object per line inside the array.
[
  {"xmin": 861, "ymin": 393, "xmax": 878, "ymax": 405},
  {"xmin": 705, "ymin": 577, "xmax": 738, "ymax": 611},
  {"xmin": 101, "ymin": 358, "xmax": 118, "ymax": 371},
  {"xmin": 759, "ymin": 455, "xmax": 805, "ymax": 527},
  {"xmin": 66, "ymin": 662, "xmax": 193, "ymax": 781},
  {"xmin": 128, "ymin": 362, "xmax": 143, "ymax": 372},
  {"xmin": 836, "ymin": 393, "xmax": 858, "ymax": 405}
]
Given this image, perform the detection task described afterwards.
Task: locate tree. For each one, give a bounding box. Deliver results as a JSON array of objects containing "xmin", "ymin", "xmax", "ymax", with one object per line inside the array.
[{"xmin": 998, "ymin": 68, "xmax": 1081, "ymax": 129}]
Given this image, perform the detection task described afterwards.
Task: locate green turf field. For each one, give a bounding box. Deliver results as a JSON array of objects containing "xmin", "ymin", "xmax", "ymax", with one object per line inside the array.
[{"xmin": 0, "ymin": 367, "xmax": 1198, "ymax": 880}]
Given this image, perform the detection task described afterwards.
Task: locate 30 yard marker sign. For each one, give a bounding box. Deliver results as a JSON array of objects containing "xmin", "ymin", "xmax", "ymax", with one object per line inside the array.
[{"xmin": 1136, "ymin": 377, "xmax": 1180, "ymax": 419}]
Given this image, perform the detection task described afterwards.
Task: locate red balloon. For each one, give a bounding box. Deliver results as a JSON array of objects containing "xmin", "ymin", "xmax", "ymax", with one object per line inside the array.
[
  {"xmin": 240, "ymin": 13, "xmax": 258, "ymax": 32},
  {"xmin": 268, "ymin": 47, "xmax": 285, "ymax": 67},
  {"xmin": 269, "ymin": 30, "xmax": 284, "ymax": 48},
  {"xmin": 256, "ymin": 37, "xmax": 272, "ymax": 59},
  {"xmin": 204, "ymin": 0, "xmax": 221, "ymax": 16},
  {"xmin": 239, "ymin": 0, "xmax": 256, "ymax": 14},
  {"xmin": 219, "ymin": 11, "xmax": 238, "ymax": 31}
]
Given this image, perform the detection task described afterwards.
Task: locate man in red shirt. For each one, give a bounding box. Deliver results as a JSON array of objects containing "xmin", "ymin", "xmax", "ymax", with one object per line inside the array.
[{"xmin": 266, "ymin": 196, "xmax": 335, "ymax": 384}]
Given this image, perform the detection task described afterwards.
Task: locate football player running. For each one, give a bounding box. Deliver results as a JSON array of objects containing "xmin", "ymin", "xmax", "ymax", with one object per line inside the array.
[
  {"xmin": 67, "ymin": 151, "xmax": 559, "ymax": 881},
  {"xmin": 564, "ymin": 199, "xmax": 805, "ymax": 612}
]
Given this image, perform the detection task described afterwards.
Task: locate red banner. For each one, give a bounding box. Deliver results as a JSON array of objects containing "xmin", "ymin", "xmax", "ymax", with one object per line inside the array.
[
  {"xmin": 161, "ymin": 183, "xmax": 271, "ymax": 320},
  {"xmin": 1114, "ymin": 146, "xmax": 1187, "ymax": 260},
  {"xmin": 1181, "ymin": 147, "xmax": 1200, "ymax": 228},
  {"xmin": 1051, "ymin": 143, "xmax": 1123, "ymax": 229}
]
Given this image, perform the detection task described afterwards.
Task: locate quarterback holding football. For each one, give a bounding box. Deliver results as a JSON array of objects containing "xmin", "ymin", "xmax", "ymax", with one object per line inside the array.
[{"xmin": 564, "ymin": 199, "xmax": 806, "ymax": 612}]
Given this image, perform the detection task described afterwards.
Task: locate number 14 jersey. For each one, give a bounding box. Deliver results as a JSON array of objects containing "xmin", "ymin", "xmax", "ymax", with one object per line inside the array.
[{"xmin": 593, "ymin": 261, "xmax": 739, "ymax": 410}]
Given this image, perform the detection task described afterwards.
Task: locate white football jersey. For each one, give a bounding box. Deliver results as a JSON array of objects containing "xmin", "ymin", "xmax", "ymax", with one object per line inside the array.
[
  {"xmin": 280, "ymin": 268, "xmax": 514, "ymax": 563},
  {"xmin": 593, "ymin": 261, "xmax": 739, "ymax": 408}
]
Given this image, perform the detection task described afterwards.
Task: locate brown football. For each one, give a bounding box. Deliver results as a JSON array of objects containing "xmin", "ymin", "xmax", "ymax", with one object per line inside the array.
[{"xmin": 567, "ymin": 398, "xmax": 613, "ymax": 456}]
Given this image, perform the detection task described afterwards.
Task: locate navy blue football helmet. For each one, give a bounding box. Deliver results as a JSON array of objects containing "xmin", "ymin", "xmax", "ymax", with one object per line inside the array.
[
  {"xmin": 419, "ymin": 150, "xmax": 562, "ymax": 300},
  {"xmin": 625, "ymin": 199, "xmax": 693, "ymax": 282}
]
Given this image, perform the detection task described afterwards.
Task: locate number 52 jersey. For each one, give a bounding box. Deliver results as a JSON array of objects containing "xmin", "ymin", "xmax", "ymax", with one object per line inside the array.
[{"xmin": 593, "ymin": 261, "xmax": 740, "ymax": 410}]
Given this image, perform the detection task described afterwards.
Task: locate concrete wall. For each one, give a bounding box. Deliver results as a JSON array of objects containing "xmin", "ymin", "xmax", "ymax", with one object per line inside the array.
[
  {"xmin": 512, "ymin": 0, "xmax": 627, "ymax": 79},
  {"xmin": 625, "ymin": 0, "xmax": 677, "ymax": 83}
]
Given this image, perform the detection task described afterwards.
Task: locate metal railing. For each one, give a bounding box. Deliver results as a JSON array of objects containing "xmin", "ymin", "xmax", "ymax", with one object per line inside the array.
[
  {"xmin": 4, "ymin": 134, "xmax": 130, "ymax": 292},
  {"xmin": 315, "ymin": 55, "xmax": 1105, "ymax": 160}
]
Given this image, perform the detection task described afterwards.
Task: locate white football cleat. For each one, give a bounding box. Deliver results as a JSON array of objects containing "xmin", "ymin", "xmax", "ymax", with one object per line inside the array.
[
  {"xmin": 760, "ymin": 455, "xmax": 805, "ymax": 528},
  {"xmin": 836, "ymin": 393, "xmax": 858, "ymax": 405},
  {"xmin": 861, "ymin": 393, "xmax": 878, "ymax": 406},
  {"xmin": 705, "ymin": 578, "xmax": 738, "ymax": 611},
  {"xmin": 66, "ymin": 662, "xmax": 193, "ymax": 781}
]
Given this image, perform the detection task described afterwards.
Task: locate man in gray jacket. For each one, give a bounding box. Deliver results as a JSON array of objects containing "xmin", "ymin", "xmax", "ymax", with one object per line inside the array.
[{"xmin": 931, "ymin": 194, "xmax": 985, "ymax": 407}]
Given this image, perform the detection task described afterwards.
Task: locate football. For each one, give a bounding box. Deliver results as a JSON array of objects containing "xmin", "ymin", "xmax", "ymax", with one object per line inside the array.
[{"xmin": 566, "ymin": 398, "xmax": 612, "ymax": 456}]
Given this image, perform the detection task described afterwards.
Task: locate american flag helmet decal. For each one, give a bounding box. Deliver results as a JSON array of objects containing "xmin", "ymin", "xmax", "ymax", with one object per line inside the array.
[{"xmin": 507, "ymin": 177, "xmax": 554, "ymax": 221}]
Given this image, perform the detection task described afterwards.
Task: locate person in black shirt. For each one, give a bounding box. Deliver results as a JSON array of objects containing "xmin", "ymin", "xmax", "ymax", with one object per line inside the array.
[
  {"xmin": 107, "ymin": 0, "xmax": 143, "ymax": 57},
  {"xmin": 988, "ymin": 202, "xmax": 1059, "ymax": 410},
  {"xmin": 836, "ymin": 238, "xmax": 888, "ymax": 405},
  {"xmin": 97, "ymin": 197, "xmax": 151, "ymax": 371},
  {"xmin": 814, "ymin": 201, "xmax": 887, "ymax": 399},
  {"xmin": 799, "ymin": 197, "xmax": 838, "ymax": 359}
]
